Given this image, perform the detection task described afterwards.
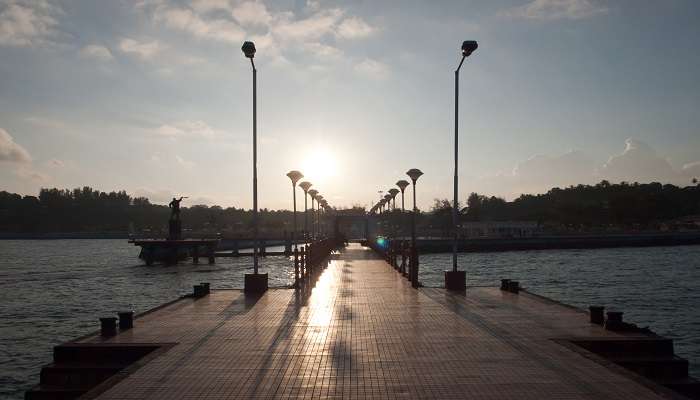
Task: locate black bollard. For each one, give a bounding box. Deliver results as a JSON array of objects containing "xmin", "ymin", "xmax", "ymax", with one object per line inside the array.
[
  {"xmin": 199, "ymin": 282, "xmax": 210, "ymax": 295},
  {"xmin": 193, "ymin": 284, "xmax": 206, "ymax": 298},
  {"xmin": 100, "ymin": 317, "xmax": 117, "ymax": 337},
  {"xmin": 500, "ymin": 279, "xmax": 511, "ymax": 291},
  {"xmin": 605, "ymin": 311, "xmax": 624, "ymax": 331},
  {"xmin": 507, "ymin": 281, "xmax": 520, "ymax": 294},
  {"xmin": 589, "ymin": 306, "xmax": 605, "ymax": 325},
  {"xmin": 118, "ymin": 311, "xmax": 134, "ymax": 330}
]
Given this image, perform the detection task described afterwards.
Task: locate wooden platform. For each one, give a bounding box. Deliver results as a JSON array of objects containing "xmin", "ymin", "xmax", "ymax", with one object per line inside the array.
[{"xmin": 69, "ymin": 244, "xmax": 684, "ymax": 399}]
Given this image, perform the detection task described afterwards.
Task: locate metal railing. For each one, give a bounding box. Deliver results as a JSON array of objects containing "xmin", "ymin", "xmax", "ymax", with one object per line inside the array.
[
  {"xmin": 368, "ymin": 237, "xmax": 420, "ymax": 288},
  {"xmin": 293, "ymin": 238, "xmax": 335, "ymax": 287}
]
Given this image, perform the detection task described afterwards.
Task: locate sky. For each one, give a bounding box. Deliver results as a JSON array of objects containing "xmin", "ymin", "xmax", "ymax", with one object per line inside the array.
[{"xmin": 1, "ymin": 0, "xmax": 699, "ymax": 211}]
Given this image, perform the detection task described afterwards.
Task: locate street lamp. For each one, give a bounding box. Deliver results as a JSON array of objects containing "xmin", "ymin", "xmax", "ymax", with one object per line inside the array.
[
  {"xmin": 242, "ymin": 40, "xmax": 267, "ymax": 293},
  {"xmin": 316, "ymin": 195, "xmax": 324, "ymax": 237},
  {"xmin": 388, "ymin": 188, "xmax": 399, "ymax": 210},
  {"xmin": 406, "ymin": 168, "xmax": 423, "ymax": 288},
  {"xmin": 286, "ymin": 171, "xmax": 303, "ymax": 251},
  {"xmin": 447, "ymin": 40, "xmax": 477, "ymax": 291},
  {"xmin": 299, "ymin": 181, "xmax": 312, "ymax": 241},
  {"xmin": 308, "ymin": 189, "xmax": 318, "ymax": 239},
  {"xmin": 396, "ymin": 180, "xmax": 409, "ymax": 212}
]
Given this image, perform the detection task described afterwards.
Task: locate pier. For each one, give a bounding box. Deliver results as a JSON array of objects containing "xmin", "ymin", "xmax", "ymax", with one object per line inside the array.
[{"xmin": 26, "ymin": 243, "xmax": 698, "ymax": 399}]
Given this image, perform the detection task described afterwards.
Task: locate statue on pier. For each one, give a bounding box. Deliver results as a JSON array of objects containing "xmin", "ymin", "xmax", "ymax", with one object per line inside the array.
[{"xmin": 168, "ymin": 196, "xmax": 187, "ymax": 240}]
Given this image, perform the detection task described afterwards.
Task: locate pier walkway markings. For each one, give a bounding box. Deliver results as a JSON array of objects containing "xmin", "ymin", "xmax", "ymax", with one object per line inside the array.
[{"xmin": 82, "ymin": 244, "xmax": 674, "ymax": 399}]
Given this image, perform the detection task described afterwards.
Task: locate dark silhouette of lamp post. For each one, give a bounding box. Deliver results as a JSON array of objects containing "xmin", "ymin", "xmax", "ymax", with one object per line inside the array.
[
  {"xmin": 286, "ymin": 171, "xmax": 303, "ymax": 251},
  {"xmin": 406, "ymin": 168, "xmax": 423, "ymax": 288},
  {"xmin": 316, "ymin": 195, "xmax": 324, "ymax": 237},
  {"xmin": 308, "ymin": 189, "xmax": 318, "ymax": 239},
  {"xmin": 299, "ymin": 181, "xmax": 312, "ymax": 241},
  {"xmin": 388, "ymin": 188, "xmax": 399, "ymax": 210},
  {"xmin": 241, "ymin": 40, "xmax": 267, "ymax": 293},
  {"xmin": 396, "ymin": 180, "xmax": 409, "ymax": 212},
  {"xmin": 447, "ymin": 40, "xmax": 477, "ymax": 292}
]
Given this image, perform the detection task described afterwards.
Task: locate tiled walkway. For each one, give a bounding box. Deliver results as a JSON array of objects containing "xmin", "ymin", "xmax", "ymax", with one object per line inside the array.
[{"xmin": 84, "ymin": 244, "xmax": 673, "ymax": 399}]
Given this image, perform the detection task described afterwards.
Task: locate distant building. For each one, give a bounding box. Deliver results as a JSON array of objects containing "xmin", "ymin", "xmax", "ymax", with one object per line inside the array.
[{"xmin": 460, "ymin": 221, "xmax": 540, "ymax": 238}]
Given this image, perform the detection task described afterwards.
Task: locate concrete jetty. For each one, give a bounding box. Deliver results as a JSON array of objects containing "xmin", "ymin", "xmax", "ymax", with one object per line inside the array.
[{"xmin": 26, "ymin": 244, "xmax": 698, "ymax": 399}]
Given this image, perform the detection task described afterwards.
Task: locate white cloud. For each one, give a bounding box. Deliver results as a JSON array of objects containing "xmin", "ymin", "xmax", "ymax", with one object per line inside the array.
[
  {"xmin": 354, "ymin": 58, "xmax": 389, "ymax": 80},
  {"xmin": 119, "ymin": 38, "xmax": 162, "ymax": 59},
  {"xmin": 79, "ymin": 44, "xmax": 113, "ymax": 61},
  {"xmin": 0, "ymin": 127, "xmax": 31, "ymax": 163},
  {"xmin": 154, "ymin": 120, "xmax": 224, "ymax": 139},
  {"xmin": 501, "ymin": 0, "xmax": 607, "ymax": 20},
  {"xmin": 272, "ymin": 8, "xmax": 343, "ymax": 41},
  {"xmin": 599, "ymin": 138, "xmax": 678, "ymax": 184},
  {"xmin": 175, "ymin": 155, "xmax": 196, "ymax": 169},
  {"xmin": 232, "ymin": 1, "xmax": 272, "ymax": 27},
  {"xmin": 191, "ymin": 0, "xmax": 232, "ymax": 14},
  {"xmin": 15, "ymin": 166, "xmax": 49, "ymax": 182},
  {"xmin": 682, "ymin": 161, "xmax": 700, "ymax": 178},
  {"xmin": 0, "ymin": 0, "xmax": 60, "ymax": 47},
  {"xmin": 304, "ymin": 42, "xmax": 342, "ymax": 59},
  {"xmin": 154, "ymin": 6, "xmax": 244, "ymax": 43},
  {"xmin": 336, "ymin": 16, "xmax": 374, "ymax": 39}
]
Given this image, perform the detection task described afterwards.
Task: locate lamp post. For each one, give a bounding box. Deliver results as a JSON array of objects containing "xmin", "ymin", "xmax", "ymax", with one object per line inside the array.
[
  {"xmin": 396, "ymin": 180, "xmax": 409, "ymax": 212},
  {"xmin": 286, "ymin": 171, "xmax": 303, "ymax": 251},
  {"xmin": 447, "ymin": 40, "xmax": 477, "ymax": 292},
  {"xmin": 406, "ymin": 168, "xmax": 423, "ymax": 288},
  {"xmin": 299, "ymin": 181, "xmax": 312, "ymax": 241},
  {"xmin": 241, "ymin": 41, "xmax": 267, "ymax": 293},
  {"xmin": 388, "ymin": 188, "xmax": 399, "ymax": 210},
  {"xmin": 316, "ymin": 195, "xmax": 324, "ymax": 237},
  {"xmin": 308, "ymin": 189, "xmax": 318, "ymax": 239}
]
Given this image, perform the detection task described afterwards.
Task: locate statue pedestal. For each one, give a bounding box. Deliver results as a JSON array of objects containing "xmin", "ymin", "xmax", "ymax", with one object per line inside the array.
[{"xmin": 169, "ymin": 219, "xmax": 182, "ymax": 240}]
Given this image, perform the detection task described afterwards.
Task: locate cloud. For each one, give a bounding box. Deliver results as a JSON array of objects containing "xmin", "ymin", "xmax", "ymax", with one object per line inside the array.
[
  {"xmin": 336, "ymin": 16, "xmax": 374, "ymax": 39},
  {"xmin": 354, "ymin": 58, "xmax": 389, "ymax": 80},
  {"xmin": 232, "ymin": 1, "xmax": 272, "ymax": 27},
  {"xmin": 191, "ymin": 0, "xmax": 231, "ymax": 14},
  {"xmin": 119, "ymin": 38, "xmax": 162, "ymax": 59},
  {"xmin": 133, "ymin": 188, "xmax": 212, "ymax": 205},
  {"xmin": 513, "ymin": 150, "xmax": 595, "ymax": 187},
  {"xmin": 599, "ymin": 138, "xmax": 678, "ymax": 184},
  {"xmin": 175, "ymin": 155, "xmax": 195, "ymax": 169},
  {"xmin": 0, "ymin": 0, "xmax": 60, "ymax": 47},
  {"xmin": 154, "ymin": 5, "xmax": 245, "ymax": 43},
  {"xmin": 501, "ymin": 0, "xmax": 607, "ymax": 20},
  {"xmin": 15, "ymin": 166, "xmax": 49, "ymax": 182},
  {"xmin": 0, "ymin": 127, "xmax": 31, "ymax": 163},
  {"xmin": 154, "ymin": 120, "xmax": 224, "ymax": 139},
  {"xmin": 47, "ymin": 158, "xmax": 64, "ymax": 168},
  {"xmin": 682, "ymin": 161, "xmax": 700, "ymax": 179},
  {"xmin": 79, "ymin": 44, "xmax": 113, "ymax": 61},
  {"xmin": 272, "ymin": 8, "xmax": 343, "ymax": 41}
]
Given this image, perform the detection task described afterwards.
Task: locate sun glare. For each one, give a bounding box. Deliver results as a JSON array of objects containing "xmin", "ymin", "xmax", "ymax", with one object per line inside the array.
[{"xmin": 301, "ymin": 148, "xmax": 339, "ymax": 184}]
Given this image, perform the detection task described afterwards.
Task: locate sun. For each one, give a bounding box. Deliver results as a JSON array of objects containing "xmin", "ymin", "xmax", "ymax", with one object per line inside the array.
[{"xmin": 301, "ymin": 147, "xmax": 338, "ymax": 185}]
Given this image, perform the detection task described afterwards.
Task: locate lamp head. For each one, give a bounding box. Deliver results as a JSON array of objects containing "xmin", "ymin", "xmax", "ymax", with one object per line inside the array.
[
  {"xmin": 406, "ymin": 168, "xmax": 424, "ymax": 182},
  {"xmin": 396, "ymin": 180, "xmax": 409, "ymax": 192},
  {"xmin": 462, "ymin": 40, "xmax": 478, "ymax": 57},
  {"xmin": 299, "ymin": 181, "xmax": 312, "ymax": 192},
  {"xmin": 388, "ymin": 188, "xmax": 399, "ymax": 198},
  {"xmin": 384, "ymin": 194, "xmax": 392, "ymax": 201},
  {"xmin": 316, "ymin": 195, "xmax": 324, "ymax": 202},
  {"xmin": 308, "ymin": 189, "xmax": 318, "ymax": 199},
  {"xmin": 286, "ymin": 170, "xmax": 303, "ymax": 185},
  {"xmin": 242, "ymin": 41, "xmax": 256, "ymax": 58}
]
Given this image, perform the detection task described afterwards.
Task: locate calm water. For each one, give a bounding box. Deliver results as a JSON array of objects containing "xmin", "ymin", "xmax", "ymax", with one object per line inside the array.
[{"xmin": 1, "ymin": 240, "xmax": 699, "ymax": 399}]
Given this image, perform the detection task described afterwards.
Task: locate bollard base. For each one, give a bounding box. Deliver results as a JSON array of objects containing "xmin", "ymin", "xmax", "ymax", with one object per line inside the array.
[
  {"xmin": 244, "ymin": 273, "xmax": 268, "ymax": 294},
  {"xmin": 444, "ymin": 270, "xmax": 466, "ymax": 291}
]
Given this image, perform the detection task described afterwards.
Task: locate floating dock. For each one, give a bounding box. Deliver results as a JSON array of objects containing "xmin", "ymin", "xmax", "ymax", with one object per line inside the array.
[{"xmin": 26, "ymin": 244, "xmax": 698, "ymax": 399}]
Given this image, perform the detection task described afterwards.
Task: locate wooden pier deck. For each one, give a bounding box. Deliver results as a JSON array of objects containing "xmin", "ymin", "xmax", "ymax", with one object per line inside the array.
[{"xmin": 68, "ymin": 244, "xmax": 682, "ymax": 399}]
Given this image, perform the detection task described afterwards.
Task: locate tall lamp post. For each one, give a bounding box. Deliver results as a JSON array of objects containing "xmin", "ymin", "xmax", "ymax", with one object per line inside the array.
[
  {"xmin": 242, "ymin": 41, "xmax": 267, "ymax": 293},
  {"xmin": 396, "ymin": 180, "xmax": 409, "ymax": 239},
  {"xmin": 388, "ymin": 188, "xmax": 399, "ymax": 210},
  {"xmin": 406, "ymin": 168, "xmax": 423, "ymax": 288},
  {"xmin": 299, "ymin": 181, "xmax": 312, "ymax": 241},
  {"xmin": 308, "ymin": 189, "xmax": 318, "ymax": 239},
  {"xmin": 286, "ymin": 171, "xmax": 303, "ymax": 251},
  {"xmin": 447, "ymin": 40, "xmax": 478, "ymax": 292}
]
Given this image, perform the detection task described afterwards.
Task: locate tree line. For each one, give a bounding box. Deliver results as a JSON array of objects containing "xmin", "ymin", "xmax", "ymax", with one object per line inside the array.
[
  {"xmin": 428, "ymin": 180, "xmax": 700, "ymax": 230},
  {"xmin": 0, "ymin": 181, "xmax": 699, "ymax": 234}
]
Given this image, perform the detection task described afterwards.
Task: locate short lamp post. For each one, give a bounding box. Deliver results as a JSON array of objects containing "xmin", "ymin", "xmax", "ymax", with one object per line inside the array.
[
  {"xmin": 446, "ymin": 40, "xmax": 477, "ymax": 292},
  {"xmin": 308, "ymin": 189, "xmax": 318, "ymax": 239},
  {"xmin": 299, "ymin": 181, "xmax": 312, "ymax": 241},
  {"xmin": 286, "ymin": 171, "xmax": 303, "ymax": 251},
  {"xmin": 242, "ymin": 40, "xmax": 267, "ymax": 294},
  {"xmin": 406, "ymin": 168, "xmax": 423, "ymax": 288},
  {"xmin": 316, "ymin": 195, "xmax": 324, "ymax": 238}
]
